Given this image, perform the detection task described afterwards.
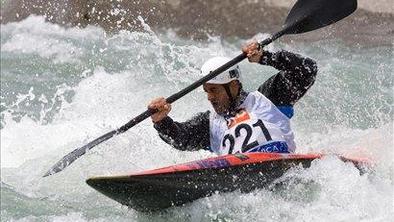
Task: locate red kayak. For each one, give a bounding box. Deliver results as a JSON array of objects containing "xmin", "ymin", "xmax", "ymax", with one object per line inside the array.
[{"xmin": 86, "ymin": 153, "xmax": 369, "ymax": 212}]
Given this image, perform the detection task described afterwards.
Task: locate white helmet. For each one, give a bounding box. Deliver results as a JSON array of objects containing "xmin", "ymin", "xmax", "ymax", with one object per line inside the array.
[{"xmin": 201, "ymin": 56, "xmax": 241, "ymax": 84}]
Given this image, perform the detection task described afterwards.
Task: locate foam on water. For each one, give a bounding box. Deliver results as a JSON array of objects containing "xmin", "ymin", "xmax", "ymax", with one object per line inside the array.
[{"xmin": 1, "ymin": 16, "xmax": 393, "ymax": 221}]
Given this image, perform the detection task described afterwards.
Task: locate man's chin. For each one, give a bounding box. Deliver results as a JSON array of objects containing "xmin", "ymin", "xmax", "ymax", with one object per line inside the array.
[{"xmin": 213, "ymin": 106, "xmax": 227, "ymax": 115}]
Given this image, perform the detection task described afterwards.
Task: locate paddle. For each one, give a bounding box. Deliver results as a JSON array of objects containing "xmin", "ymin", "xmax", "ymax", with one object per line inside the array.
[{"xmin": 43, "ymin": 0, "xmax": 357, "ymax": 177}]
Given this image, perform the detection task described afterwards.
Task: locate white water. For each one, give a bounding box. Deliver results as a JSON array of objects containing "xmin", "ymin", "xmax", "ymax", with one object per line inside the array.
[{"xmin": 1, "ymin": 16, "xmax": 393, "ymax": 221}]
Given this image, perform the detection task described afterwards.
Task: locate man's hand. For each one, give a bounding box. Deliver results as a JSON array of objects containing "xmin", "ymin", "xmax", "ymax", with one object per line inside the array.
[
  {"xmin": 242, "ymin": 41, "xmax": 263, "ymax": 63},
  {"xmin": 148, "ymin": 97, "xmax": 172, "ymax": 123}
]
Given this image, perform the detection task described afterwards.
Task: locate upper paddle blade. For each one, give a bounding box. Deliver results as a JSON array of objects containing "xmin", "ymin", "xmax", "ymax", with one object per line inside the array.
[{"xmin": 282, "ymin": 0, "xmax": 357, "ymax": 35}]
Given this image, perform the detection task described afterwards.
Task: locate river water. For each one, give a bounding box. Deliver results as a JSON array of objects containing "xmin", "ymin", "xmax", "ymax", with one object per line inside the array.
[{"xmin": 1, "ymin": 16, "xmax": 393, "ymax": 221}]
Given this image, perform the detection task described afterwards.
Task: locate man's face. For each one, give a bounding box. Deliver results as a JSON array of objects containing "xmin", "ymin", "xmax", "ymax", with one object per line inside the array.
[{"xmin": 203, "ymin": 83, "xmax": 231, "ymax": 114}]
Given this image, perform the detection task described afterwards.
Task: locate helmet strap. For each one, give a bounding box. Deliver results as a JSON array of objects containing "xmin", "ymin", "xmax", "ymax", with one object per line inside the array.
[{"xmin": 222, "ymin": 83, "xmax": 237, "ymax": 115}]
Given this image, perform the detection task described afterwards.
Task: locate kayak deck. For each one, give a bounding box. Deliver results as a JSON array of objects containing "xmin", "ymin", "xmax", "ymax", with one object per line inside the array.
[{"xmin": 86, "ymin": 153, "xmax": 368, "ymax": 212}]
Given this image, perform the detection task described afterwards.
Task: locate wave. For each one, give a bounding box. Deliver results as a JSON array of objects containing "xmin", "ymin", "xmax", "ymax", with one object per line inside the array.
[
  {"xmin": 1, "ymin": 15, "xmax": 393, "ymax": 221},
  {"xmin": 1, "ymin": 1, "xmax": 393, "ymax": 46}
]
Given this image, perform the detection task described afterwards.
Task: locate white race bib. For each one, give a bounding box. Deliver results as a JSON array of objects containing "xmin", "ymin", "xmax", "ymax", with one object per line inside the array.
[{"xmin": 220, "ymin": 109, "xmax": 286, "ymax": 154}]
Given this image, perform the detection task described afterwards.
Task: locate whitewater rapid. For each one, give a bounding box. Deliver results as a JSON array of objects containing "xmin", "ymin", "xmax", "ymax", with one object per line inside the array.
[{"xmin": 1, "ymin": 16, "xmax": 393, "ymax": 221}]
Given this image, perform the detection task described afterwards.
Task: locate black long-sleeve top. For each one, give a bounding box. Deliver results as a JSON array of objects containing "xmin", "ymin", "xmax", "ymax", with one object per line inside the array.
[{"xmin": 153, "ymin": 50, "xmax": 318, "ymax": 152}]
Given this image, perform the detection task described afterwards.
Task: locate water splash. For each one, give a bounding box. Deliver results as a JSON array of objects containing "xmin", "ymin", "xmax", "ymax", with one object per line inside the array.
[{"xmin": 1, "ymin": 15, "xmax": 393, "ymax": 221}]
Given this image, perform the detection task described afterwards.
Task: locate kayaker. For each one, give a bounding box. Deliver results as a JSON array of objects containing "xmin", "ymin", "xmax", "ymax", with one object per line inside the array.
[{"xmin": 148, "ymin": 41, "xmax": 317, "ymax": 155}]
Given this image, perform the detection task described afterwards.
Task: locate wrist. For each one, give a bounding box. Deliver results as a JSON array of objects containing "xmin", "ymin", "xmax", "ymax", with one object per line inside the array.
[
  {"xmin": 152, "ymin": 116, "xmax": 166, "ymax": 124},
  {"xmin": 153, "ymin": 116, "xmax": 171, "ymax": 124}
]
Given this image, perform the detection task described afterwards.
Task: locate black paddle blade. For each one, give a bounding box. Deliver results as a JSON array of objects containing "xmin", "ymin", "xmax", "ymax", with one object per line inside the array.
[
  {"xmin": 282, "ymin": 0, "xmax": 357, "ymax": 35},
  {"xmin": 43, "ymin": 108, "xmax": 154, "ymax": 177},
  {"xmin": 43, "ymin": 130, "xmax": 118, "ymax": 177}
]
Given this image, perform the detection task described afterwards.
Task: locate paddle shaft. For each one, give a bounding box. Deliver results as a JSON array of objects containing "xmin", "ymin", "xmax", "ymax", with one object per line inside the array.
[{"xmin": 118, "ymin": 35, "xmax": 280, "ymax": 133}]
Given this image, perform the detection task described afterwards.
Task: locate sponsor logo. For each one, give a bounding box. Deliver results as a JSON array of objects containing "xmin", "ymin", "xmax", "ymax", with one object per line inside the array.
[
  {"xmin": 195, "ymin": 158, "xmax": 231, "ymax": 169},
  {"xmin": 227, "ymin": 109, "xmax": 250, "ymax": 128},
  {"xmin": 247, "ymin": 141, "xmax": 289, "ymax": 153}
]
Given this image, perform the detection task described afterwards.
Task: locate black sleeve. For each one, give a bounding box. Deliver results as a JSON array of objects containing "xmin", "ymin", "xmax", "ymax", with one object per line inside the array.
[
  {"xmin": 257, "ymin": 50, "xmax": 318, "ymax": 106},
  {"xmin": 153, "ymin": 111, "xmax": 210, "ymax": 151}
]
